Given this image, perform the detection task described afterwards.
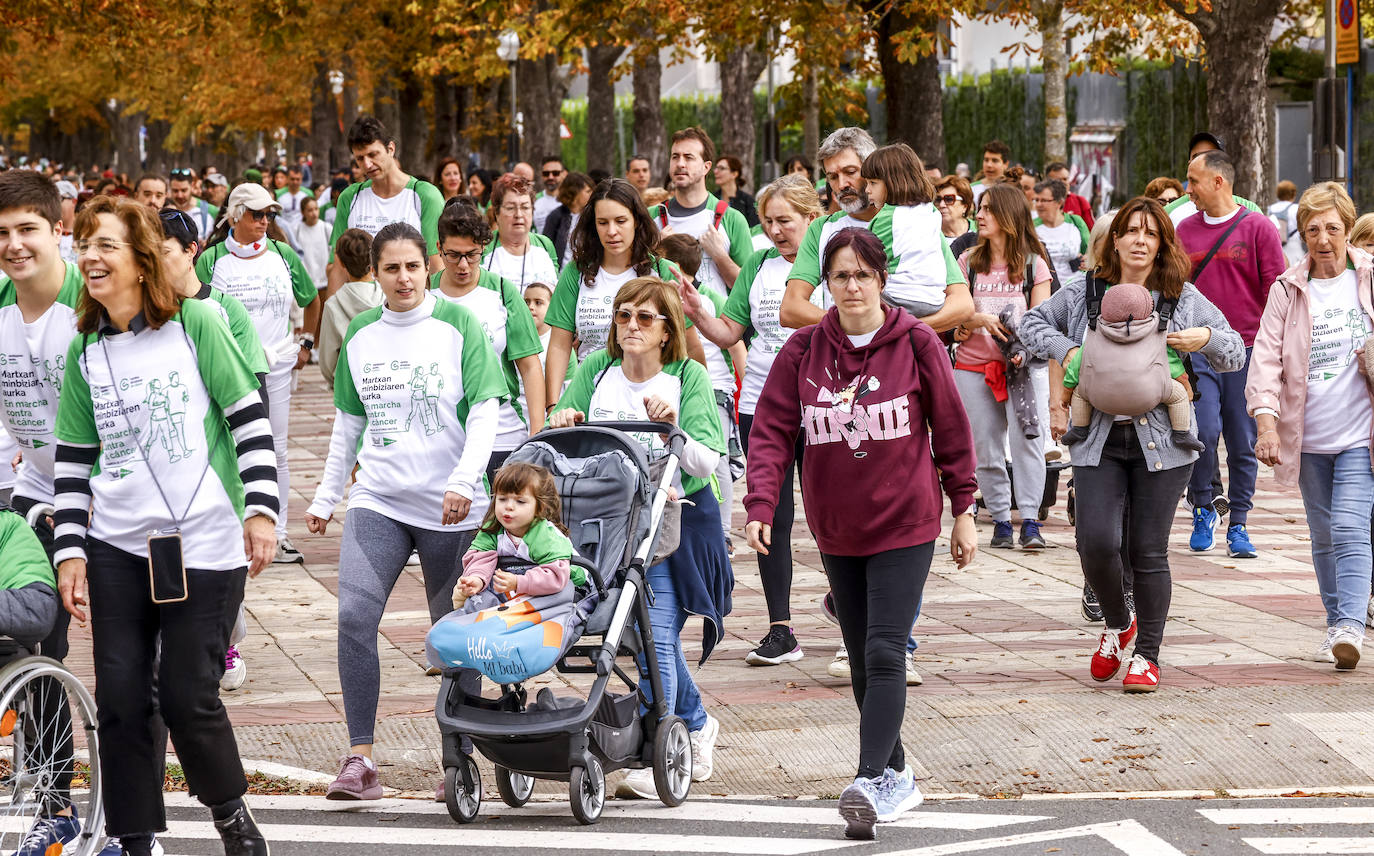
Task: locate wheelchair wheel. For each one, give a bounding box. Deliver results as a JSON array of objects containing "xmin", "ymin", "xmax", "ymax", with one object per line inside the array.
[
  {"xmin": 444, "ymin": 754, "xmax": 481, "ymax": 824},
  {"xmin": 0, "ymin": 656, "xmax": 104, "ymax": 856},
  {"xmin": 495, "ymin": 765, "xmax": 534, "ymax": 807}
]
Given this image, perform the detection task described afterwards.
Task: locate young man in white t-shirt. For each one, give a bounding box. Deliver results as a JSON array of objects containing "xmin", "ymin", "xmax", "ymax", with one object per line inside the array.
[{"xmin": 276, "ymin": 164, "xmax": 315, "ymax": 237}]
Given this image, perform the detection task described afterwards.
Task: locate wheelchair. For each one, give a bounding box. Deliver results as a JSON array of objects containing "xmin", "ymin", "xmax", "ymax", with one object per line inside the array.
[{"xmin": 0, "ymin": 504, "xmax": 104, "ymax": 855}]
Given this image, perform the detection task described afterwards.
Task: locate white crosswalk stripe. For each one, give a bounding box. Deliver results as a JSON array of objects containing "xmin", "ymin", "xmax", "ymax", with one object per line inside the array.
[{"xmin": 1199, "ymin": 805, "xmax": 1374, "ymax": 854}]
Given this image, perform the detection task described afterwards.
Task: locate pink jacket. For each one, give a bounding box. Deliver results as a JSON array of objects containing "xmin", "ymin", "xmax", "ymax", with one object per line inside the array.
[{"xmin": 1245, "ymin": 248, "xmax": 1374, "ymax": 486}]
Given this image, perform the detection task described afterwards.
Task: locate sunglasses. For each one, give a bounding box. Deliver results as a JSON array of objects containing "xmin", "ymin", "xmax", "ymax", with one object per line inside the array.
[
  {"xmin": 159, "ymin": 208, "xmax": 196, "ymax": 232},
  {"xmin": 934, "ymin": 194, "xmax": 960, "ymax": 206},
  {"xmin": 542, "ymin": 170, "xmax": 564, "ymax": 178},
  {"xmin": 246, "ymin": 209, "xmax": 278, "ymax": 222},
  {"xmin": 170, "ymin": 168, "xmax": 195, "ymax": 180},
  {"xmin": 613, "ymin": 309, "xmax": 666, "ymax": 326}
]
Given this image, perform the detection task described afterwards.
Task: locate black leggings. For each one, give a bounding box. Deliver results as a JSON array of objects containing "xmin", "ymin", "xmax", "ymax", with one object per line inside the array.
[
  {"xmin": 821, "ymin": 542, "xmax": 933, "ymax": 780},
  {"xmin": 739, "ymin": 413, "xmax": 805, "ymax": 624},
  {"xmin": 1074, "ymin": 423, "xmax": 1192, "ymax": 664}
]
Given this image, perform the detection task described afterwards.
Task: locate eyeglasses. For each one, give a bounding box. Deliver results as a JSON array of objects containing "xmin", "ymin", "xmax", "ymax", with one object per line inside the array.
[
  {"xmin": 246, "ymin": 209, "xmax": 278, "ymax": 222},
  {"xmin": 934, "ymin": 194, "xmax": 960, "ymax": 206},
  {"xmin": 826, "ymin": 269, "xmax": 879, "ymax": 286},
  {"xmin": 613, "ymin": 309, "xmax": 667, "ymax": 326},
  {"xmin": 441, "ymin": 249, "xmax": 484, "ymax": 265},
  {"xmin": 170, "ymin": 168, "xmax": 195, "ymax": 180},
  {"xmin": 499, "ymin": 203, "xmax": 533, "ymax": 215},
  {"xmin": 75, "ymin": 238, "xmax": 130, "ymax": 255}
]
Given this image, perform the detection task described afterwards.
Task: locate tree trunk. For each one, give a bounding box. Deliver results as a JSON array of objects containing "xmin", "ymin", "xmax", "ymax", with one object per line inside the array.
[
  {"xmin": 104, "ymin": 103, "xmax": 142, "ymax": 177},
  {"xmin": 1038, "ymin": 0, "xmax": 1068, "ymax": 166},
  {"xmin": 477, "ymin": 80, "xmax": 508, "ymax": 169},
  {"xmin": 309, "ymin": 62, "xmax": 340, "ymax": 177},
  {"xmin": 518, "ymin": 54, "xmax": 570, "ymax": 168},
  {"xmin": 373, "ymin": 74, "xmax": 402, "ymax": 152},
  {"xmin": 398, "ymin": 72, "xmax": 430, "ymax": 177},
  {"xmin": 632, "ymin": 43, "xmax": 667, "ymax": 184},
  {"xmin": 1166, "ymin": 0, "xmax": 1284, "ymax": 205},
  {"xmin": 802, "ymin": 67, "xmax": 820, "ymax": 177},
  {"xmin": 144, "ymin": 120, "xmax": 171, "ymax": 175},
  {"xmin": 586, "ymin": 44, "xmax": 627, "ymax": 175},
  {"xmin": 873, "ymin": 6, "xmax": 945, "ymax": 168},
  {"xmin": 719, "ymin": 44, "xmax": 770, "ymax": 190}
]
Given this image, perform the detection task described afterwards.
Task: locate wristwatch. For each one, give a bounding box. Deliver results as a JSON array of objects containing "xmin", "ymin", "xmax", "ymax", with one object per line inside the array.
[{"xmin": 299, "ymin": 334, "xmax": 315, "ymax": 351}]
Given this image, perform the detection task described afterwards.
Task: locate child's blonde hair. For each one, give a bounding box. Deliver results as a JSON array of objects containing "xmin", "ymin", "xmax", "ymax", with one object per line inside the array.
[{"xmin": 477, "ymin": 462, "xmax": 567, "ymax": 536}]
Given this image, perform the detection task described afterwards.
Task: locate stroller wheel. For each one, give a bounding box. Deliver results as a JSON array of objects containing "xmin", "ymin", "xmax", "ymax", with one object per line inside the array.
[
  {"xmin": 569, "ymin": 757, "xmax": 604, "ymax": 825},
  {"xmin": 444, "ymin": 755, "xmax": 481, "ymax": 824},
  {"xmin": 496, "ymin": 765, "xmax": 535, "ymax": 807},
  {"xmin": 653, "ymin": 715, "xmax": 691, "ymax": 807}
]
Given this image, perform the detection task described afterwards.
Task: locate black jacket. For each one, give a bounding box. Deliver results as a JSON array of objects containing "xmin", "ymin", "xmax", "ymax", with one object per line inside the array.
[{"xmin": 543, "ymin": 205, "xmax": 575, "ymax": 264}]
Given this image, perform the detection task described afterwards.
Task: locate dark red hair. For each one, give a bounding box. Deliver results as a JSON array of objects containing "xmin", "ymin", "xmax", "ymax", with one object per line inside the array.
[{"xmin": 822, "ymin": 227, "xmax": 888, "ymax": 285}]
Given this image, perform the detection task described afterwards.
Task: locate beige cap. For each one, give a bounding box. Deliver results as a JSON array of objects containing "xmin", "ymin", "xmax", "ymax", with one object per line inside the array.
[{"xmin": 227, "ymin": 182, "xmax": 281, "ymax": 214}]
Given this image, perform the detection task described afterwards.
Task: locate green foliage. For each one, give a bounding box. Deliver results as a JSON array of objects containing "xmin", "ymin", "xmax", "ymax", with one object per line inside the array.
[
  {"xmin": 941, "ymin": 67, "xmax": 1076, "ymax": 173},
  {"xmin": 1268, "ymin": 46, "xmax": 1323, "ymax": 101},
  {"xmin": 1121, "ymin": 60, "xmax": 1207, "ymax": 196}
]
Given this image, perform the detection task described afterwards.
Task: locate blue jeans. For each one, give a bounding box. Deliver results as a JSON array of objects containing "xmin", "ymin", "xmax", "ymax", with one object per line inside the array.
[
  {"xmin": 638, "ymin": 561, "xmax": 708, "ymax": 732},
  {"xmin": 1188, "ymin": 348, "xmax": 1258, "ymax": 523},
  {"xmin": 1297, "ymin": 449, "xmax": 1374, "ymax": 631}
]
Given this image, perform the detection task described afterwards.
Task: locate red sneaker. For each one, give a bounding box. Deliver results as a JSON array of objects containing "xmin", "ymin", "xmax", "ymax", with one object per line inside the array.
[
  {"xmin": 1089, "ymin": 617, "xmax": 1137, "ymax": 682},
  {"xmin": 1122, "ymin": 654, "xmax": 1160, "ymax": 692}
]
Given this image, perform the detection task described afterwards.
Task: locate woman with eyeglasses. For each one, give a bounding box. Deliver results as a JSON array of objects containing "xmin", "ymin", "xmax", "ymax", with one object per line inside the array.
[
  {"xmin": 197, "ymin": 183, "xmax": 321, "ymax": 565},
  {"xmin": 547, "ymin": 276, "xmax": 729, "ymax": 799},
  {"xmin": 544, "ymin": 178, "xmax": 707, "ymax": 406},
  {"xmin": 430, "ymin": 203, "xmax": 545, "ymax": 481},
  {"xmin": 305, "ymin": 222, "xmax": 506, "ymax": 802},
  {"xmin": 742, "ymin": 226, "xmax": 977, "ymax": 837},
  {"xmin": 1144, "ymin": 177, "xmax": 1185, "ymax": 206},
  {"xmin": 482, "ymin": 173, "xmax": 560, "ymax": 291},
  {"xmin": 55, "ymin": 196, "xmax": 277, "ymax": 856}
]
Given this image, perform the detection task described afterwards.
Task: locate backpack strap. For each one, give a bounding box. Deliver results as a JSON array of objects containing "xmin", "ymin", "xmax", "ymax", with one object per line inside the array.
[
  {"xmin": 656, "ymin": 206, "xmax": 669, "ymax": 229},
  {"xmin": 1155, "ymin": 292, "xmax": 1178, "ymax": 332},
  {"xmin": 712, "ymin": 199, "xmax": 729, "ymax": 231},
  {"xmin": 1084, "ymin": 271, "xmax": 1107, "ymax": 330}
]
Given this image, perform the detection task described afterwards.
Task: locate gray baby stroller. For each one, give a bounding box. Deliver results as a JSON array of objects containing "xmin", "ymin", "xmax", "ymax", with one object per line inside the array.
[{"xmin": 433, "ymin": 421, "xmax": 692, "ymax": 825}]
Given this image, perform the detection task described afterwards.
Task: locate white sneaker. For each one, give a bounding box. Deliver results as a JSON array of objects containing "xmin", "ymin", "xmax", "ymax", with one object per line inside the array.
[
  {"xmin": 690, "ymin": 715, "xmax": 719, "ymax": 782},
  {"xmin": 875, "ymin": 764, "xmax": 923, "ymax": 821},
  {"xmin": 1309, "ymin": 626, "xmax": 1340, "ymax": 663},
  {"xmin": 827, "ymin": 646, "xmax": 851, "ymax": 679},
  {"xmin": 1367, "ymin": 597, "xmax": 1374, "ymax": 626},
  {"xmin": 1332, "ymin": 626, "xmax": 1364, "ymax": 671},
  {"xmin": 273, "ymin": 537, "xmax": 304, "ymax": 564},
  {"xmin": 904, "ymin": 651, "xmax": 922, "ymax": 686},
  {"xmin": 615, "ymin": 767, "xmax": 656, "ymax": 800},
  {"xmin": 221, "ymin": 644, "xmax": 247, "ymax": 691},
  {"xmin": 406, "ymin": 550, "xmax": 422, "ymax": 566}
]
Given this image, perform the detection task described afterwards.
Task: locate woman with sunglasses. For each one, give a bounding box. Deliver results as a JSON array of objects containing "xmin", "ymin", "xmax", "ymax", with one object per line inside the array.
[
  {"xmin": 548, "ymin": 277, "xmax": 729, "ymax": 798},
  {"xmin": 197, "ymin": 183, "xmax": 321, "ymax": 565},
  {"xmin": 54, "ymin": 196, "xmax": 277, "ymax": 856},
  {"xmin": 934, "ymin": 176, "xmax": 976, "ymax": 242},
  {"xmin": 482, "ymin": 173, "xmax": 561, "ymax": 291},
  {"xmin": 430, "ymin": 203, "xmax": 546, "ymax": 482}
]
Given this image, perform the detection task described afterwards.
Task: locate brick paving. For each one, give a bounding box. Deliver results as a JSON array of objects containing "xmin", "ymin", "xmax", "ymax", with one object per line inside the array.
[{"xmin": 61, "ymin": 370, "xmax": 1374, "ymax": 798}]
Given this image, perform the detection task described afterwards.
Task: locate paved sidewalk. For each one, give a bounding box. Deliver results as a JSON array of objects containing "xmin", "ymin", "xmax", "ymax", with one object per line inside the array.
[{"xmin": 61, "ymin": 372, "xmax": 1374, "ymax": 799}]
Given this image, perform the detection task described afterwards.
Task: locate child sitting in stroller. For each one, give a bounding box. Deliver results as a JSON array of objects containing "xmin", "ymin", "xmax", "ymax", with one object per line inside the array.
[{"xmin": 427, "ymin": 463, "xmax": 587, "ymax": 683}]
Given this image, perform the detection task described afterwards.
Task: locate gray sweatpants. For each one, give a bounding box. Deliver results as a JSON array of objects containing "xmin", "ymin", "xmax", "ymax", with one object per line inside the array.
[
  {"xmin": 337, "ymin": 507, "xmax": 475, "ymax": 745},
  {"xmin": 954, "ymin": 367, "xmax": 1048, "ymax": 523}
]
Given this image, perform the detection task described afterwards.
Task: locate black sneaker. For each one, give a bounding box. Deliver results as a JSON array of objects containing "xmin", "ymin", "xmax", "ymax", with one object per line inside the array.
[
  {"xmin": 213, "ymin": 803, "xmax": 269, "ymax": 856},
  {"xmin": 1213, "ymin": 496, "xmax": 1231, "ymax": 519},
  {"xmin": 1081, "ymin": 582, "xmax": 1103, "ymax": 622},
  {"xmin": 745, "ymin": 625, "xmax": 804, "ymax": 665},
  {"xmin": 990, "ymin": 520, "xmax": 1014, "ymax": 548}
]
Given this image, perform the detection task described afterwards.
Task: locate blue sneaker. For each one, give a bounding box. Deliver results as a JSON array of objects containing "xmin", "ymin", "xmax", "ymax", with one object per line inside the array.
[
  {"xmin": 1227, "ymin": 524, "xmax": 1257, "ymax": 558},
  {"xmin": 874, "ymin": 765, "xmax": 924, "ymax": 822},
  {"xmin": 838, "ymin": 775, "xmax": 881, "ymax": 839},
  {"xmin": 990, "ymin": 520, "xmax": 1014, "ymax": 548},
  {"xmin": 14, "ymin": 812, "xmax": 80, "ymax": 856},
  {"xmin": 1190, "ymin": 505, "xmax": 1218, "ymax": 552}
]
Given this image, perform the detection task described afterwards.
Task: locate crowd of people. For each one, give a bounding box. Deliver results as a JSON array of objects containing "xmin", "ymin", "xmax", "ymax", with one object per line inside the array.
[{"xmin": 1, "ymin": 110, "xmax": 1371, "ymax": 850}]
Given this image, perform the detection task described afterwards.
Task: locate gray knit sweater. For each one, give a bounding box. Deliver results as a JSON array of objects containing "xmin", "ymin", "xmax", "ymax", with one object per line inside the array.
[{"xmin": 1019, "ymin": 274, "xmax": 1246, "ymax": 471}]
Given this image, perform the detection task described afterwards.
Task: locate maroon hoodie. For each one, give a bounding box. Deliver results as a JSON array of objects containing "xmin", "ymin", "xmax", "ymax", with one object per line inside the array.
[{"xmin": 744, "ymin": 305, "xmax": 977, "ymax": 556}]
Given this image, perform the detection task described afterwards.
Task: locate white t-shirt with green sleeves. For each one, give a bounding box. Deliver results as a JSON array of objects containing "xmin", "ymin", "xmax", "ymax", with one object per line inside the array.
[
  {"xmin": 546, "ymin": 258, "xmax": 678, "ymax": 360},
  {"xmin": 557, "ymin": 351, "xmax": 724, "ymax": 498},
  {"xmin": 196, "ymin": 241, "xmax": 317, "ymax": 365},
  {"xmin": 697, "ymin": 287, "xmax": 735, "ymax": 393},
  {"xmin": 648, "ymin": 193, "xmax": 754, "ymax": 300},
  {"xmin": 315, "ymin": 293, "xmax": 508, "ymax": 530},
  {"xmin": 329, "ymin": 176, "xmax": 445, "ymax": 258},
  {"xmin": 0, "ymin": 262, "xmax": 83, "ymax": 505},
  {"xmin": 55, "ymin": 300, "xmax": 265, "ymax": 570},
  {"xmin": 482, "ymin": 233, "xmax": 561, "ymax": 293},
  {"xmin": 723, "ymin": 249, "xmax": 824, "ymax": 414},
  {"xmin": 431, "ymin": 269, "xmax": 543, "ymax": 451},
  {"xmin": 787, "ymin": 206, "xmax": 962, "ymax": 310}
]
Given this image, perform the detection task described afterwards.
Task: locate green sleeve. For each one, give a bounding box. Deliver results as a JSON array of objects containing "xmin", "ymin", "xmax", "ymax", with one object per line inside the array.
[
  {"xmin": 497, "ymin": 277, "xmax": 542, "ymax": 361},
  {"xmin": 1071, "ymin": 215, "xmax": 1090, "ymax": 254},
  {"xmin": 274, "ymin": 188, "xmax": 288, "ymax": 199},
  {"xmin": 444, "ymin": 302, "xmax": 510, "ymax": 420},
  {"xmin": 940, "ymin": 238, "xmax": 964, "ymax": 284},
  {"xmin": 1167, "ymin": 347, "xmax": 1185, "ymax": 378},
  {"xmin": 328, "ymin": 183, "xmax": 361, "ymax": 261},
  {"xmin": 1163, "ymin": 196, "xmax": 1187, "ymax": 216},
  {"xmin": 416, "ymin": 178, "xmax": 445, "ymax": 256},
  {"xmin": 676, "ymin": 358, "xmax": 726, "ymax": 454},
  {"xmin": 557, "ymin": 349, "xmax": 610, "ymax": 412},
  {"xmin": 470, "ymin": 528, "xmax": 497, "ymax": 552},
  {"xmin": 1239, "ymin": 195, "xmax": 1263, "ymax": 214},
  {"xmin": 526, "ymin": 518, "xmax": 573, "ymax": 562},
  {"xmin": 1063, "ymin": 348, "xmax": 1082, "ymax": 388},
  {"xmin": 867, "ymin": 207, "xmax": 897, "ymax": 273},
  {"xmin": 181, "ymin": 299, "xmax": 259, "ymax": 408},
  {"xmin": 532, "ymin": 233, "xmax": 561, "ymax": 272},
  {"xmin": 546, "ymin": 265, "xmax": 582, "ymax": 333},
  {"xmin": 722, "ymin": 250, "xmax": 770, "ymax": 327},
  {"xmin": 565, "ymin": 344, "xmax": 579, "ymax": 381},
  {"xmin": 0, "ymin": 513, "xmax": 55, "ymax": 591},
  {"xmin": 277, "ymin": 243, "xmax": 318, "ymax": 306},
  {"xmin": 215, "ymin": 291, "xmax": 270, "ymax": 375},
  {"xmin": 332, "ymin": 309, "xmax": 382, "ymax": 416},
  {"xmin": 54, "ymin": 336, "xmax": 97, "ymax": 445},
  {"xmin": 193, "ymin": 244, "xmax": 222, "ymax": 286},
  {"xmin": 722, "ymin": 207, "xmax": 753, "ymax": 268},
  {"xmin": 788, "ymin": 216, "xmax": 827, "ymax": 287}
]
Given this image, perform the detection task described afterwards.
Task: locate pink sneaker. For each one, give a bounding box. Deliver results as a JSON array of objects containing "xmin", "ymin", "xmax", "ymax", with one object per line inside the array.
[{"xmin": 326, "ymin": 754, "xmax": 382, "ymax": 800}]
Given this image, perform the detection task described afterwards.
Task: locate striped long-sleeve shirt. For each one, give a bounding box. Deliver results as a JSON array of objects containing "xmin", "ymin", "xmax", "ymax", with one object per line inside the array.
[{"xmin": 53, "ymin": 299, "xmax": 277, "ymax": 570}]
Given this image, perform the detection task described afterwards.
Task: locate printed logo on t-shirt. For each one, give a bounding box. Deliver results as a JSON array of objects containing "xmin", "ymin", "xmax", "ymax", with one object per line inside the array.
[
  {"xmin": 405, "ymin": 363, "xmax": 447, "ymax": 436},
  {"xmin": 141, "ymin": 371, "xmax": 194, "ymax": 463},
  {"xmin": 802, "ymin": 369, "xmax": 911, "ymax": 454},
  {"xmin": 1309, "ymin": 306, "xmax": 1372, "ymax": 383}
]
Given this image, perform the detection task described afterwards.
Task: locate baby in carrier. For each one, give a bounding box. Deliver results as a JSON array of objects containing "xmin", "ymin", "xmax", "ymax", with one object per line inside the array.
[
  {"xmin": 1059, "ymin": 281, "xmax": 1204, "ymax": 452},
  {"xmin": 427, "ymin": 462, "xmax": 586, "ymax": 682}
]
